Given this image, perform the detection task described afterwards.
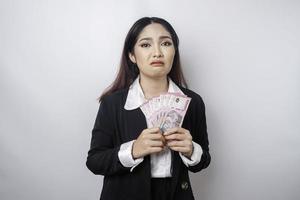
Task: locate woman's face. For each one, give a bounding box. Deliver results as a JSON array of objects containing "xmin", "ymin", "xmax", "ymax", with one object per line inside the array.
[{"xmin": 129, "ymin": 23, "xmax": 175, "ymax": 79}]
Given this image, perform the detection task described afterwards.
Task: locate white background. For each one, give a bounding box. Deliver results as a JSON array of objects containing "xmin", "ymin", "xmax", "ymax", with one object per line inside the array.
[{"xmin": 1, "ymin": 0, "xmax": 299, "ymax": 199}]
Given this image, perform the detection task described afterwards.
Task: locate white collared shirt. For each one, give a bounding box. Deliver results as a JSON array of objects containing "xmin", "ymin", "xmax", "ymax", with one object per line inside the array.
[{"xmin": 118, "ymin": 76, "xmax": 203, "ymax": 177}]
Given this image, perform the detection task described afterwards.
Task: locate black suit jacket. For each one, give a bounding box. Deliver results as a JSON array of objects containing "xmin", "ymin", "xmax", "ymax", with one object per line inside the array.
[{"xmin": 86, "ymin": 86, "xmax": 211, "ymax": 200}]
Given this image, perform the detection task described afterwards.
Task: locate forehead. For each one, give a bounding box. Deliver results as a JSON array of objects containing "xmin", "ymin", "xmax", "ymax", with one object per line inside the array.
[{"xmin": 137, "ymin": 23, "xmax": 172, "ymax": 40}]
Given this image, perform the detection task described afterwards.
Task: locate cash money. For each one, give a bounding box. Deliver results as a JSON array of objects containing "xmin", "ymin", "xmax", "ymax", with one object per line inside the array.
[{"xmin": 140, "ymin": 93, "xmax": 191, "ymax": 133}]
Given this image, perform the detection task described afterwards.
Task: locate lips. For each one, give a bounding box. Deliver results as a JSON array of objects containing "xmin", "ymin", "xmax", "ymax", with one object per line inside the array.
[{"xmin": 150, "ymin": 61, "xmax": 164, "ymax": 65}]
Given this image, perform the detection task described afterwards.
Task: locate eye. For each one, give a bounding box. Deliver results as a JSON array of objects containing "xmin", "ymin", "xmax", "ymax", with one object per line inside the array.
[
  {"xmin": 140, "ymin": 43, "xmax": 151, "ymax": 48},
  {"xmin": 161, "ymin": 41, "xmax": 173, "ymax": 46}
]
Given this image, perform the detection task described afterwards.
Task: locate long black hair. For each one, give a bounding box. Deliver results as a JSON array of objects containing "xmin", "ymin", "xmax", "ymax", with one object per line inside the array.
[{"xmin": 98, "ymin": 17, "xmax": 187, "ymax": 102}]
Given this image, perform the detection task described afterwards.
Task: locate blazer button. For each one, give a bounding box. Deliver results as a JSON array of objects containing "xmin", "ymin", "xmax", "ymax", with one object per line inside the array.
[{"xmin": 181, "ymin": 181, "xmax": 189, "ymax": 190}]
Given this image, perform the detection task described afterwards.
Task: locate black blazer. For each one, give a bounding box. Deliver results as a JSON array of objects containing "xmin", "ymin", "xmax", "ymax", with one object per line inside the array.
[{"xmin": 86, "ymin": 86, "xmax": 211, "ymax": 200}]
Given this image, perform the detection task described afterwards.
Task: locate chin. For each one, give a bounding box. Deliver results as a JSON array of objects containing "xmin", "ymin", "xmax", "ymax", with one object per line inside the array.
[
  {"xmin": 140, "ymin": 71, "xmax": 164, "ymax": 78},
  {"xmin": 140, "ymin": 67, "xmax": 171, "ymax": 79},
  {"xmin": 149, "ymin": 72, "xmax": 169, "ymax": 79}
]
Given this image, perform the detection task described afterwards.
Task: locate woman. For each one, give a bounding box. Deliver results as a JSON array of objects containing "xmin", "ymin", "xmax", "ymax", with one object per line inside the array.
[{"xmin": 86, "ymin": 17, "xmax": 211, "ymax": 200}]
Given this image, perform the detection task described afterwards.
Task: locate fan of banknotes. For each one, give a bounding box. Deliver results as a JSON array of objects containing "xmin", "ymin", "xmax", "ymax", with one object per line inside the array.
[{"xmin": 140, "ymin": 92, "xmax": 191, "ymax": 133}]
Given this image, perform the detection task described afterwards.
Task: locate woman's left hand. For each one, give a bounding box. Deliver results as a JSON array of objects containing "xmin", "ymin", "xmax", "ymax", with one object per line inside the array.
[{"xmin": 163, "ymin": 127, "xmax": 193, "ymax": 158}]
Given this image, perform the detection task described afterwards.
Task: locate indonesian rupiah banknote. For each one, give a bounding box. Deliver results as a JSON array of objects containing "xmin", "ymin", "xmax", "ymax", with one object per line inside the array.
[{"xmin": 140, "ymin": 92, "xmax": 191, "ymax": 133}]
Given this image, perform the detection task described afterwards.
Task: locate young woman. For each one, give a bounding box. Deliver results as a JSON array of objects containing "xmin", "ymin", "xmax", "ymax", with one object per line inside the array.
[{"xmin": 86, "ymin": 17, "xmax": 211, "ymax": 200}]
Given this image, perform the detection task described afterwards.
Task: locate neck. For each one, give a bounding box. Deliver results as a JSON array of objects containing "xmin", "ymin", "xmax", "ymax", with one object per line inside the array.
[{"xmin": 139, "ymin": 75, "xmax": 169, "ymax": 99}]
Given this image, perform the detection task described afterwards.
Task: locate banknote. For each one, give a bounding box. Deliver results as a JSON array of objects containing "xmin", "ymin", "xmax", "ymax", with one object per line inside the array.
[{"xmin": 140, "ymin": 93, "xmax": 191, "ymax": 133}]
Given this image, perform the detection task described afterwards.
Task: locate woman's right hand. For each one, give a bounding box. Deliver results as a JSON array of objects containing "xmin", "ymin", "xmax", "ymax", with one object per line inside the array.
[{"xmin": 132, "ymin": 127, "xmax": 165, "ymax": 159}]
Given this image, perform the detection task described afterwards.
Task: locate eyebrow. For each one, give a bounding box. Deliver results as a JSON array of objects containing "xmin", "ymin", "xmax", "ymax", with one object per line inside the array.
[{"xmin": 138, "ymin": 36, "xmax": 172, "ymax": 42}]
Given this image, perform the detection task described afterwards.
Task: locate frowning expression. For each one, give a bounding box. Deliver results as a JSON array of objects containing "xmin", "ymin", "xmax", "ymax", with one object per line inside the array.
[{"xmin": 129, "ymin": 23, "xmax": 176, "ymax": 79}]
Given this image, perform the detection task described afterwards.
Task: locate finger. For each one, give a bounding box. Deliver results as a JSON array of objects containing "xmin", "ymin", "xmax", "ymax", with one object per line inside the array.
[
  {"xmin": 164, "ymin": 133, "xmax": 185, "ymax": 141},
  {"xmin": 162, "ymin": 136, "xmax": 166, "ymax": 145},
  {"xmin": 146, "ymin": 127, "xmax": 161, "ymax": 134},
  {"xmin": 163, "ymin": 127, "xmax": 179, "ymax": 136},
  {"xmin": 168, "ymin": 146, "xmax": 189, "ymax": 153},
  {"xmin": 166, "ymin": 140, "xmax": 186, "ymax": 147},
  {"xmin": 149, "ymin": 147, "xmax": 164, "ymax": 154},
  {"xmin": 149, "ymin": 140, "xmax": 164, "ymax": 147},
  {"xmin": 165, "ymin": 127, "xmax": 190, "ymax": 135},
  {"xmin": 148, "ymin": 133, "xmax": 165, "ymax": 140}
]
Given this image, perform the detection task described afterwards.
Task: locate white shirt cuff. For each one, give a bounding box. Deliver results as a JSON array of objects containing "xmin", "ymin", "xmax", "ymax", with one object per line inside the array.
[
  {"xmin": 179, "ymin": 141, "xmax": 203, "ymax": 167},
  {"xmin": 118, "ymin": 140, "xmax": 144, "ymax": 172}
]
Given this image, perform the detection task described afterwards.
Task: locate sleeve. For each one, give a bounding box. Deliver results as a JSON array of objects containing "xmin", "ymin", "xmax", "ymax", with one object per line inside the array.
[
  {"xmin": 186, "ymin": 94, "xmax": 211, "ymax": 173},
  {"xmin": 179, "ymin": 141, "xmax": 203, "ymax": 166},
  {"xmin": 86, "ymin": 97, "xmax": 132, "ymax": 176},
  {"xmin": 118, "ymin": 140, "xmax": 144, "ymax": 172}
]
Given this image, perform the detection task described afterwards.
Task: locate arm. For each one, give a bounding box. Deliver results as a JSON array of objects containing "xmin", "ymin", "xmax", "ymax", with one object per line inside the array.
[
  {"xmin": 179, "ymin": 141, "xmax": 202, "ymax": 167},
  {"xmin": 118, "ymin": 140, "xmax": 144, "ymax": 172},
  {"xmin": 86, "ymin": 97, "xmax": 131, "ymax": 176},
  {"xmin": 187, "ymin": 95, "xmax": 211, "ymax": 173}
]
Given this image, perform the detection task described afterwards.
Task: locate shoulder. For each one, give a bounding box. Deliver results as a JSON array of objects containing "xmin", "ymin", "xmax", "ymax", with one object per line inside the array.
[
  {"xmin": 100, "ymin": 88, "xmax": 129, "ymax": 108},
  {"xmin": 178, "ymin": 86, "xmax": 206, "ymax": 112},
  {"xmin": 179, "ymin": 86, "xmax": 204, "ymax": 103}
]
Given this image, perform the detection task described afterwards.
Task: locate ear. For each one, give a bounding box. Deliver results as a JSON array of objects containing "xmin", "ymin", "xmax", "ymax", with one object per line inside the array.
[{"xmin": 128, "ymin": 52, "xmax": 136, "ymax": 63}]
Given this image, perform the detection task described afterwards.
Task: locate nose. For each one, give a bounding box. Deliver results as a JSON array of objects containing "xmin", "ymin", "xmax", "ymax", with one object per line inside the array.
[{"xmin": 153, "ymin": 44, "xmax": 163, "ymax": 58}]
